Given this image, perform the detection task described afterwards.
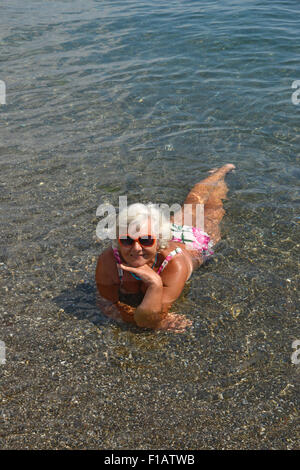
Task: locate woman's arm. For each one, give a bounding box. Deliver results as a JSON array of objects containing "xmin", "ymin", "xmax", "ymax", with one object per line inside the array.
[
  {"xmin": 134, "ymin": 275, "xmax": 164, "ymax": 328},
  {"xmin": 95, "ymin": 252, "xmax": 137, "ymax": 323},
  {"xmin": 96, "ymin": 250, "xmax": 191, "ymax": 331},
  {"xmin": 119, "ymin": 256, "xmax": 190, "ymax": 329},
  {"xmin": 96, "ymin": 287, "xmax": 137, "ymax": 324},
  {"xmin": 118, "ymin": 262, "xmax": 164, "ymax": 327}
]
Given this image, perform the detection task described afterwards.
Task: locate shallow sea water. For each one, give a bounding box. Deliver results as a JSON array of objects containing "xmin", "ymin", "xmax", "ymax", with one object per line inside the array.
[{"xmin": 0, "ymin": 0, "xmax": 299, "ymax": 449}]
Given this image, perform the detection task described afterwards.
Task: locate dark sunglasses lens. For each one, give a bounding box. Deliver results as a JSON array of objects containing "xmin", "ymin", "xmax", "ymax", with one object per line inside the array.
[
  {"xmin": 139, "ymin": 236, "xmax": 155, "ymax": 246},
  {"xmin": 119, "ymin": 236, "xmax": 134, "ymax": 246}
]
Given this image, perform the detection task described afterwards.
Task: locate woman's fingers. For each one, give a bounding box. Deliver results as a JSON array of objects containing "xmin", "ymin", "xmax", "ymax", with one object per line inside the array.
[
  {"xmin": 119, "ymin": 263, "xmax": 137, "ymax": 272},
  {"xmin": 156, "ymin": 313, "xmax": 192, "ymax": 332}
]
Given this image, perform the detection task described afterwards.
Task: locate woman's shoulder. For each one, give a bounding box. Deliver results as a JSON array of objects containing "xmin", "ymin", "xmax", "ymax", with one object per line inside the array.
[
  {"xmin": 97, "ymin": 245, "xmax": 115, "ymax": 262},
  {"xmin": 159, "ymin": 240, "xmax": 187, "ymax": 257},
  {"xmin": 156, "ymin": 244, "xmax": 191, "ymax": 287},
  {"xmin": 95, "ymin": 246, "xmax": 119, "ymax": 285},
  {"xmin": 158, "ymin": 242, "xmax": 191, "ymax": 274}
]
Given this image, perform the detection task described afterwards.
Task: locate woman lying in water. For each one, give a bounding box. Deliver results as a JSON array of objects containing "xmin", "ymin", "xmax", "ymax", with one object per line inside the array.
[{"xmin": 95, "ymin": 163, "xmax": 235, "ymax": 332}]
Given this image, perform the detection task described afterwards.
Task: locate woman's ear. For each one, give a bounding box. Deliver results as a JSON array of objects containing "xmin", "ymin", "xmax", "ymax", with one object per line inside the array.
[{"xmin": 156, "ymin": 239, "xmax": 161, "ymax": 252}]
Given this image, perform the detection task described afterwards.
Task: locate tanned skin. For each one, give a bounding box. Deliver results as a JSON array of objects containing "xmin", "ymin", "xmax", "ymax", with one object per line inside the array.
[{"xmin": 95, "ymin": 164, "xmax": 235, "ymax": 332}]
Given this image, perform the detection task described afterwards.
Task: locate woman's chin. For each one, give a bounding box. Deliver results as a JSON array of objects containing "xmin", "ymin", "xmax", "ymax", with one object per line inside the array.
[{"xmin": 128, "ymin": 255, "xmax": 148, "ymax": 267}]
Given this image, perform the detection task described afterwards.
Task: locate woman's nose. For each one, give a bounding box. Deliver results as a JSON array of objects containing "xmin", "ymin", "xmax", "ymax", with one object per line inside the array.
[{"xmin": 131, "ymin": 241, "xmax": 142, "ymax": 252}]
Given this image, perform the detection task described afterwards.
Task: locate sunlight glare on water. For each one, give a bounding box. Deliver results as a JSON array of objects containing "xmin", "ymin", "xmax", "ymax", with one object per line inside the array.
[{"xmin": 0, "ymin": 0, "xmax": 299, "ymax": 450}]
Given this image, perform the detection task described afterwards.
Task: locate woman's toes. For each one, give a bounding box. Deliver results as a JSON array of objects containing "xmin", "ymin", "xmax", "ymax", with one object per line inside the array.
[
  {"xmin": 208, "ymin": 164, "xmax": 236, "ymax": 175},
  {"xmin": 225, "ymin": 163, "xmax": 236, "ymax": 171}
]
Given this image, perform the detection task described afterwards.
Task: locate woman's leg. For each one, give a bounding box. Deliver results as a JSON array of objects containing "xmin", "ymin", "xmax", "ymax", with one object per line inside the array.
[{"xmin": 182, "ymin": 164, "xmax": 235, "ymax": 244}]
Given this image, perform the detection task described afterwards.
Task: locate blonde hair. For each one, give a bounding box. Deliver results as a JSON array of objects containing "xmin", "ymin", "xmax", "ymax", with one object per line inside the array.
[{"xmin": 112, "ymin": 203, "xmax": 171, "ymax": 250}]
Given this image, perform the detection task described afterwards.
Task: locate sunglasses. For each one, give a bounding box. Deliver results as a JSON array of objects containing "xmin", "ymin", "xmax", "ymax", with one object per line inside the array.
[{"xmin": 118, "ymin": 234, "xmax": 157, "ymax": 248}]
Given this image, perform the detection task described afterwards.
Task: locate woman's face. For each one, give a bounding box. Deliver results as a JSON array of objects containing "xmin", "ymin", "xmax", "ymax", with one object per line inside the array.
[{"xmin": 118, "ymin": 218, "xmax": 158, "ymax": 267}]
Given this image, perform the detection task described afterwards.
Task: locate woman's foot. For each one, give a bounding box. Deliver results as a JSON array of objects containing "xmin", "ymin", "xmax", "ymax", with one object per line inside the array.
[{"xmin": 208, "ymin": 163, "xmax": 236, "ymax": 174}]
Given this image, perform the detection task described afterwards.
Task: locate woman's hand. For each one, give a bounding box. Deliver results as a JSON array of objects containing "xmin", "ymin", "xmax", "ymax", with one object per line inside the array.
[
  {"xmin": 119, "ymin": 262, "xmax": 162, "ymax": 286},
  {"xmin": 155, "ymin": 312, "xmax": 192, "ymax": 333}
]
